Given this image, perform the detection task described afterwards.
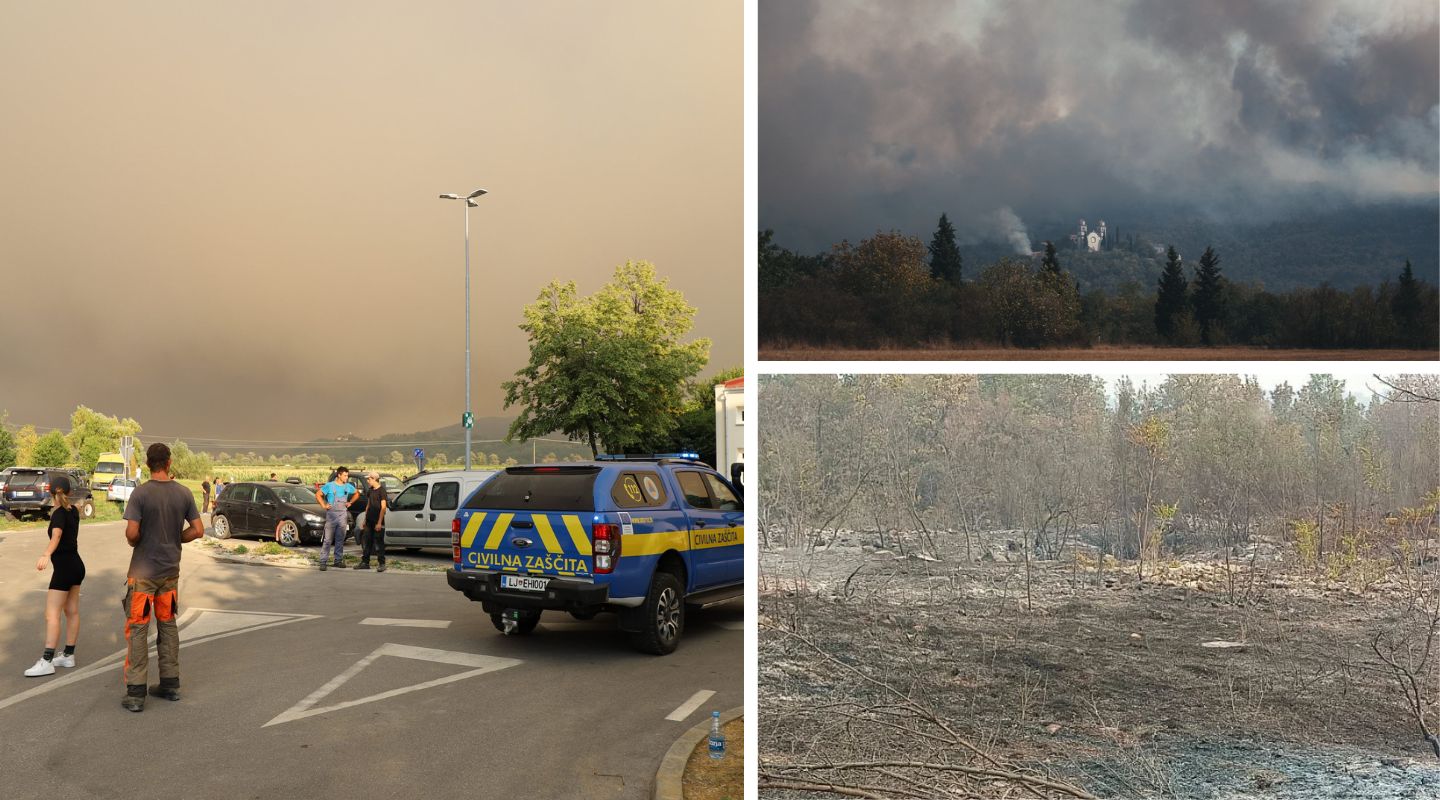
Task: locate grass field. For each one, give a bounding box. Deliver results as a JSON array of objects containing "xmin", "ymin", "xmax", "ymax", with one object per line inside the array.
[{"xmin": 762, "ymin": 345, "xmax": 1439, "ymax": 361}]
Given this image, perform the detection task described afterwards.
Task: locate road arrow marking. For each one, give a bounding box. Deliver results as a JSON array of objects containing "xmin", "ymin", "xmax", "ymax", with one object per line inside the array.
[
  {"xmin": 0, "ymin": 608, "xmax": 321, "ymax": 714},
  {"xmin": 263, "ymin": 643, "xmax": 521, "ymax": 727}
]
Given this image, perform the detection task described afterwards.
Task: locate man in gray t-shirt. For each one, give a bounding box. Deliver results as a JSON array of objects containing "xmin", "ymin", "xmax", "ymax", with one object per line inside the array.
[{"xmin": 120, "ymin": 443, "xmax": 204, "ymax": 713}]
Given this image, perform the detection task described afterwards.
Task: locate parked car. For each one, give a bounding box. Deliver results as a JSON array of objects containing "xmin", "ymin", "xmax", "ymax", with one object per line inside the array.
[
  {"xmin": 1, "ymin": 468, "xmax": 95, "ymax": 520},
  {"xmin": 108, "ymin": 477, "xmax": 138, "ymax": 504},
  {"xmin": 0, "ymin": 467, "xmax": 15, "ymax": 515},
  {"xmin": 446, "ymin": 455, "xmax": 743, "ymax": 654},
  {"xmin": 211, "ymin": 481, "xmax": 330, "ymax": 547},
  {"xmin": 385, "ymin": 470, "xmax": 498, "ymax": 551}
]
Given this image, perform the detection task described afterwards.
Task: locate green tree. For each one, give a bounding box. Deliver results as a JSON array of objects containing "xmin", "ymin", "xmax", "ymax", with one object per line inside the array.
[
  {"xmin": 927, "ymin": 213, "xmax": 963, "ymax": 284},
  {"xmin": 65, "ymin": 406, "xmax": 142, "ymax": 473},
  {"xmin": 1192, "ymin": 246, "xmax": 1224, "ymax": 345},
  {"xmin": 168, "ymin": 440, "xmax": 213, "ymax": 480},
  {"xmin": 0, "ymin": 413, "xmax": 16, "ymax": 469},
  {"xmin": 32, "ymin": 430, "xmax": 70, "ymax": 467},
  {"xmin": 15, "ymin": 425, "xmax": 38, "ymax": 466},
  {"xmin": 634, "ymin": 366, "xmax": 744, "ymax": 465},
  {"xmin": 505, "ymin": 260, "xmax": 710, "ymax": 456},
  {"xmin": 1155, "ymin": 246, "xmax": 1189, "ymax": 343},
  {"xmin": 1041, "ymin": 240, "xmax": 1061, "ymax": 276},
  {"xmin": 389, "ymin": 450, "xmax": 404, "ymax": 465}
]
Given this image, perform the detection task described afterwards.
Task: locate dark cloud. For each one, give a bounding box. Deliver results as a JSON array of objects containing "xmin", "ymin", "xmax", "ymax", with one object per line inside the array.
[{"xmin": 760, "ymin": 0, "xmax": 1440, "ymax": 252}]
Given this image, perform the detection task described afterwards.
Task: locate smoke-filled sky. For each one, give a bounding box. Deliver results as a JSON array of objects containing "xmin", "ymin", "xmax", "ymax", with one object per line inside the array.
[
  {"xmin": 761, "ymin": 0, "xmax": 1440, "ymax": 253},
  {"xmin": 0, "ymin": 2, "xmax": 739, "ymax": 441}
]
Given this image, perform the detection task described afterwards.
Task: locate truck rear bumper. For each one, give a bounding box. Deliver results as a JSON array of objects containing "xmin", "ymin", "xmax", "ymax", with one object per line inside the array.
[{"xmin": 447, "ymin": 569, "xmax": 610, "ymax": 614}]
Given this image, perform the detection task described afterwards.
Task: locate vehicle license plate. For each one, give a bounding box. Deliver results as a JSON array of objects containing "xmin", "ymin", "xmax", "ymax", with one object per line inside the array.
[
  {"xmin": 501, "ymin": 575, "xmax": 550, "ymax": 592},
  {"xmin": 15, "ymin": 491, "xmax": 33, "ymax": 497}
]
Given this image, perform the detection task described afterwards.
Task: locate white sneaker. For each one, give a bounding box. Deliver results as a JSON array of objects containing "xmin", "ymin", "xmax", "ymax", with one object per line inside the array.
[
  {"xmin": 23, "ymin": 658, "xmax": 55, "ymax": 677},
  {"xmin": 53, "ymin": 653, "xmax": 75, "ymax": 668}
]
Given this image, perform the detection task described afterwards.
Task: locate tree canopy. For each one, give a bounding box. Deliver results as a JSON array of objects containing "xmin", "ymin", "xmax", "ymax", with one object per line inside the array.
[{"xmin": 504, "ymin": 260, "xmax": 711, "ymax": 456}]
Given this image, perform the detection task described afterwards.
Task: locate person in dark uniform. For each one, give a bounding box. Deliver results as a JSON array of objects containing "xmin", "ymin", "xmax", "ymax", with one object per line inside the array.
[
  {"xmin": 353, "ymin": 471, "xmax": 388, "ymax": 572},
  {"xmin": 201, "ymin": 478, "xmax": 211, "ymax": 513},
  {"xmin": 25, "ymin": 475, "xmax": 86, "ymax": 677}
]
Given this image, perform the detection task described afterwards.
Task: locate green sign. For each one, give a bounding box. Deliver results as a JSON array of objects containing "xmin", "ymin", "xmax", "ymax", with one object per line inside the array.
[{"xmin": 462, "ymin": 411, "xmax": 474, "ymax": 430}]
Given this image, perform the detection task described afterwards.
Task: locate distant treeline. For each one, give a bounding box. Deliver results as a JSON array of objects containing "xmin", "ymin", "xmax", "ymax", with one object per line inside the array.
[{"xmin": 760, "ymin": 221, "xmax": 1440, "ymax": 350}]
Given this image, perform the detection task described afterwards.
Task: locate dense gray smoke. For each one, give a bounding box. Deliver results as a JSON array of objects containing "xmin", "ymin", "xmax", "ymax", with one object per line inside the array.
[{"xmin": 760, "ymin": 0, "xmax": 1440, "ymax": 252}]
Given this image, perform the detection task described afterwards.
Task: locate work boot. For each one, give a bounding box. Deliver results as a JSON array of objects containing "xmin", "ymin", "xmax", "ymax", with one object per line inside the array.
[
  {"xmin": 150, "ymin": 678, "xmax": 180, "ymax": 701},
  {"xmin": 353, "ymin": 561, "xmax": 371, "ymax": 570},
  {"xmin": 376, "ymin": 563, "xmax": 386, "ymax": 573},
  {"xmin": 319, "ymin": 561, "xmax": 328, "ymax": 571},
  {"xmin": 122, "ymin": 685, "xmax": 147, "ymax": 713}
]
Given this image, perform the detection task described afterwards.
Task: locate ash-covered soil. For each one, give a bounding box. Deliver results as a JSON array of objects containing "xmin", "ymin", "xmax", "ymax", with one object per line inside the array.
[{"xmin": 760, "ymin": 532, "xmax": 1440, "ymax": 799}]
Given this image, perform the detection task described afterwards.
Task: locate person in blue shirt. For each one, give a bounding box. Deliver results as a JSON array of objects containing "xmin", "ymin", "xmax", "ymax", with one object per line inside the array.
[{"xmin": 313, "ymin": 467, "xmax": 357, "ymax": 571}]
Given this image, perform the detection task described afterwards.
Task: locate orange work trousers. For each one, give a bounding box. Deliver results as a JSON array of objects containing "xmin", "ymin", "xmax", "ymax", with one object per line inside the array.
[{"xmin": 122, "ymin": 576, "xmax": 179, "ymax": 687}]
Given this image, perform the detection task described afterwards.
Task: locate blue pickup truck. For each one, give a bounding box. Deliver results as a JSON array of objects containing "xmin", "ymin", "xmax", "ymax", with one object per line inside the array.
[{"xmin": 445, "ymin": 456, "xmax": 743, "ymax": 654}]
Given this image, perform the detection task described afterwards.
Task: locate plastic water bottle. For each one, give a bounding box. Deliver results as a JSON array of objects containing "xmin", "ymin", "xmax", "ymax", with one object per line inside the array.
[{"xmin": 707, "ymin": 710, "xmax": 726, "ymax": 760}]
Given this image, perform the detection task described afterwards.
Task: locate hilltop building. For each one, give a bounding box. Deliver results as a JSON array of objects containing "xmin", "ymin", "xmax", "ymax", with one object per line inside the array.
[{"xmin": 1067, "ymin": 219, "xmax": 1106, "ymax": 252}]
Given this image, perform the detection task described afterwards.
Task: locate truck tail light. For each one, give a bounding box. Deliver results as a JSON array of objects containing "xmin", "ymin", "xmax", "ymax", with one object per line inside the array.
[
  {"xmin": 592, "ymin": 522, "xmax": 620, "ymax": 574},
  {"xmin": 451, "ymin": 517, "xmax": 462, "ymax": 564}
]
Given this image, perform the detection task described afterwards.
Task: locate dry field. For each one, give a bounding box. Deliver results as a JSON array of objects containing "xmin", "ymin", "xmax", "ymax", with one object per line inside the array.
[
  {"xmin": 759, "ymin": 532, "xmax": 1440, "ymax": 799},
  {"xmin": 761, "ymin": 346, "xmax": 1438, "ymax": 362}
]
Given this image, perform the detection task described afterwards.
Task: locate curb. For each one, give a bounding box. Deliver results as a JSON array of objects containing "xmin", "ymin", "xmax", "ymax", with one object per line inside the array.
[{"xmin": 654, "ymin": 705, "xmax": 742, "ymax": 800}]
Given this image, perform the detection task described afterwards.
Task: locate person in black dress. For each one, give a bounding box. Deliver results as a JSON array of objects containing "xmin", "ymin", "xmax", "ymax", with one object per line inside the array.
[{"xmin": 25, "ymin": 475, "xmax": 85, "ymax": 677}]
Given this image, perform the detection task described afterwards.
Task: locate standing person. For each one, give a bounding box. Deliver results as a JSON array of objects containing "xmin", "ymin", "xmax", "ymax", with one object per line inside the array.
[
  {"xmin": 354, "ymin": 471, "xmax": 388, "ymax": 572},
  {"xmin": 314, "ymin": 467, "xmax": 356, "ymax": 571},
  {"xmin": 201, "ymin": 478, "xmax": 211, "ymax": 514},
  {"xmin": 269, "ymin": 472, "xmax": 277, "ymax": 482},
  {"xmin": 23, "ymin": 476, "xmax": 86, "ymax": 677},
  {"xmin": 120, "ymin": 443, "xmax": 204, "ymax": 712}
]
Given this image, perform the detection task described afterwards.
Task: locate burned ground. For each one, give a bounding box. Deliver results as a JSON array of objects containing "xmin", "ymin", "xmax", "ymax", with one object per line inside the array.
[{"xmin": 759, "ymin": 533, "xmax": 1440, "ymax": 799}]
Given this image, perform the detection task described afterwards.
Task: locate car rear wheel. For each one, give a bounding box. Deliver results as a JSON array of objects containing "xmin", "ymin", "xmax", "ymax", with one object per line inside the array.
[
  {"xmin": 79, "ymin": 500, "xmax": 94, "ymax": 519},
  {"xmin": 212, "ymin": 514, "xmax": 232, "ymax": 539},
  {"xmin": 276, "ymin": 520, "xmax": 301, "ymax": 548},
  {"xmin": 630, "ymin": 571, "xmax": 684, "ymax": 655},
  {"xmin": 490, "ymin": 610, "xmax": 541, "ymax": 636}
]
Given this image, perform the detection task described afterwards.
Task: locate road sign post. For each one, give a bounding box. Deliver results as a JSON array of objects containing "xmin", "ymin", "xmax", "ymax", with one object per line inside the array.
[{"xmin": 413, "ymin": 448, "xmax": 425, "ymax": 475}]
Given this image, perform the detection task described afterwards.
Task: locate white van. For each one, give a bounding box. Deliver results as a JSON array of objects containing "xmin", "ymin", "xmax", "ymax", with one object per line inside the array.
[{"xmin": 383, "ymin": 469, "xmax": 497, "ymax": 551}]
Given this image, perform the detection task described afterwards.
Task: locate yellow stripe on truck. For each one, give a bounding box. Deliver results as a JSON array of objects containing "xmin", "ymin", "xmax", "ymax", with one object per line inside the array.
[
  {"xmin": 483, "ymin": 513, "xmax": 514, "ymax": 550},
  {"xmin": 690, "ymin": 525, "xmax": 744, "ymax": 550},
  {"xmin": 531, "ymin": 514, "xmax": 563, "ymax": 554},
  {"xmin": 460, "ymin": 512, "xmax": 487, "ymax": 549},
  {"xmin": 561, "ymin": 515, "xmax": 593, "ymax": 556},
  {"xmin": 621, "ymin": 530, "xmax": 690, "ymax": 557}
]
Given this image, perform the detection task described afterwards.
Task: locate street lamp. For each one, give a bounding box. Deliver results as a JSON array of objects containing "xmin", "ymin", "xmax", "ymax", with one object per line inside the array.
[{"xmin": 439, "ymin": 187, "xmax": 488, "ymax": 471}]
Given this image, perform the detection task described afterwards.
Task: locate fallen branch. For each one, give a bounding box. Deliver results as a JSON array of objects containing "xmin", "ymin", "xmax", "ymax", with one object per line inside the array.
[{"xmin": 759, "ymin": 775, "xmax": 888, "ymax": 799}]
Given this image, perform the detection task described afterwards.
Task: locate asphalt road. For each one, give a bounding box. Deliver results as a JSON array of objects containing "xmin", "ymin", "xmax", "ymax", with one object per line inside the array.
[{"xmin": 0, "ymin": 517, "xmax": 742, "ymax": 800}]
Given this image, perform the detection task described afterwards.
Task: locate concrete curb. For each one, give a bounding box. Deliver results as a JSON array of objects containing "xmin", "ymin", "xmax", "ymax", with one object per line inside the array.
[{"xmin": 653, "ymin": 705, "xmax": 742, "ymax": 800}]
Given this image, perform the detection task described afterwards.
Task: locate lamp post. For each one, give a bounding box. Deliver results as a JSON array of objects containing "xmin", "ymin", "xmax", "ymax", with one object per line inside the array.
[{"xmin": 439, "ymin": 188, "xmax": 488, "ymax": 470}]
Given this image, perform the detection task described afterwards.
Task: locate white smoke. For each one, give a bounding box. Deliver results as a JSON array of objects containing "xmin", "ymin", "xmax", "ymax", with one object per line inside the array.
[{"xmin": 994, "ymin": 206, "xmax": 1032, "ymax": 254}]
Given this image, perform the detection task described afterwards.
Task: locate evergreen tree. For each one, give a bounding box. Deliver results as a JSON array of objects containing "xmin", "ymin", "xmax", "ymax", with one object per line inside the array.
[
  {"xmin": 1393, "ymin": 259, "xmax": 1422, "ymax": 343},
  {"xmin": 1154, "ymin": 246, "xmax": 1188, "ymax": 342},
  {"xmin": 1041, "ymin": 240, "xmax": 1061, "ymax": 276},
  {"xmin": 927, "ymin": 213, "xmax": 963, "ymax": 284},
  {"xmin": 1191, "ymin": 245, "xmax": 1224, "ymax": 345}
]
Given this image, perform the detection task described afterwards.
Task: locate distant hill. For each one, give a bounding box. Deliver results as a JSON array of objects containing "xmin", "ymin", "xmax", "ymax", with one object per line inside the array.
[
  {"xmin": 229, "ymin": 417, "xmax": 590, "ymax": 467},
  {"xmin": 961, "ymin": 203, "xmax": 1438, "ymax": 293}
]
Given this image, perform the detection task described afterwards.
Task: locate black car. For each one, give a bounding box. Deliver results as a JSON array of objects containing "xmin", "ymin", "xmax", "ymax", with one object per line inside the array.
[
  {"xmin": 2, "ymin": 468, "xmax": 95, "ymax": 520},
  {"xmin": 210, "ymin": 481, "xmax": 329, "ymax": 547}
]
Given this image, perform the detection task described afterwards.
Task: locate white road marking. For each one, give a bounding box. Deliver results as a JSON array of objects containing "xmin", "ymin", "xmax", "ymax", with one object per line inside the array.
[
  {"xmin": 359, "ymin": 617, "xmax": 451, "ymax": 629},
  {"xmin": 665, "ymin": 689, "xmax": 716, "ymax": 722},
  {"xmin": 263, "ymin": 643, "xmax": 521, "ymax": 727},
  {"xmin": 0, "ymin": 608, "xmax": 321, "ymax": 713}
]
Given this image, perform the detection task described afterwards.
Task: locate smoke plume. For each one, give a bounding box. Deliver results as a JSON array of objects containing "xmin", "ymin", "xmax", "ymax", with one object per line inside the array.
[{"xmin": 760, "ymin": 0, "xmax": 1440, "ymax": 253}]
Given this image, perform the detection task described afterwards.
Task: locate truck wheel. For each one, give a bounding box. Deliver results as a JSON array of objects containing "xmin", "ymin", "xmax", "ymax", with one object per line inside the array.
[
  {"xmin": 212, "ymin": 514, "xmax": 232, "ymax": 539},
  {"xmin": 630, "ymin": 571, "xmax": 684, "ymax": 655},
  {"xmin": 490, "ymin": 610, "xmax": 540, "ymax": 636},
  {"xmin": 276, "ymin": 520, "xmax": 301, "ymax": 547},
  {"xmin": 79, "ymin": 500, "xmax": 94, "ymax": 519}
]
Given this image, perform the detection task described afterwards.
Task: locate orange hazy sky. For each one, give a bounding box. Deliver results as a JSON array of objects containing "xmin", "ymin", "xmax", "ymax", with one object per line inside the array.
[{"xmin": 0, "ymin": 2, "xmax": 740, "ymax": 441}]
